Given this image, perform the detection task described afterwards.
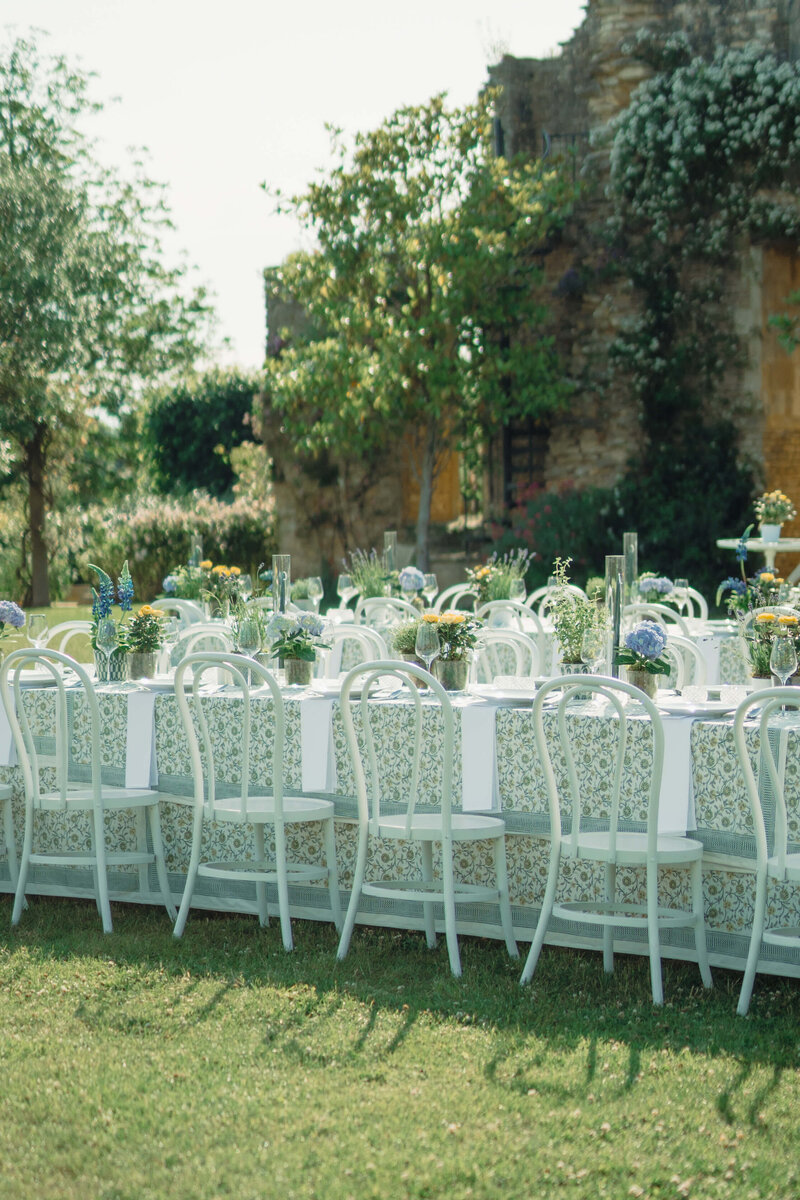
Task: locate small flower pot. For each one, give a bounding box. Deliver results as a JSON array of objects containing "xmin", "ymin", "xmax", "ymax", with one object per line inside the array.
[
  {"xmin": 129, "ymin": 651, "xmax": 158, "ymax": 680},
  {"xmin": 285, "ymin": 657, "xmax": 314, "ymax": 686},
  {"xmin": 94, "ymin": 649, "xmax": 130, "ymax": 684},
  {"xmin": 434, "ymin": 658, "xmax": 469, "ymax": 692},
  {"xmin": 625, "ymin": 667, "xmax": 657, "ymax": 700},
  {"xmin": 759, "ymin": 523, "xmax": 782, "ymax": 543}
]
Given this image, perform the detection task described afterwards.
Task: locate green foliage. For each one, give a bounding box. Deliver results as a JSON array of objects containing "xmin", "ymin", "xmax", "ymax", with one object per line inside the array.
[
  {"xmin": 79, "ymin": 490, "xmax": 276, "ymax": 602},
  {"xmin": 143, "ymin": 369, "xmax": 262, "ymax": 497},
  {"xmin": 0, "ymin": 34, "xmax": 215, "ymax": 603},
  {"xmin": 264, "ymin": 91, "xmax": 576, "ymax": 566},
  {"xmin": 548, "ymin": 557, "xmax": 607, "ymax": 664},
  {"xmin": 768, "ymin": 289, "xmax": 800, "ymax": 354}
]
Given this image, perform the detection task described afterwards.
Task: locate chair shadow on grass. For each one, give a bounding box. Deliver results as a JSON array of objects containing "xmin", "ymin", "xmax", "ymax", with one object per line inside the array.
[{"xmin": 3, "ymin": 893, "xmax": 798, "ymax": 1129}]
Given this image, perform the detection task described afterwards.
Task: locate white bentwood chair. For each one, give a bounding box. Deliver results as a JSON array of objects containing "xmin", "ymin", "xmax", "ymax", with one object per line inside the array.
[
  {"xmin": 321, "ymin": 625, "xmax": 389, "ymax": 679},
  {"xmin": 156, "ymin": 599, "xmax": 206, "ymax": 628},
  {"xmin": 336, "ymin": 660, "xmax": 518, "ymax": 976},
  {"xmin": 623, "ymin": 603, "xmax": 691, "ymax": 637},
  {"xmin": 733, "ymin": 689, "xmax": 800, "ymax": 1015},
  {"xmin": 472, "ymin": 627, "xmax": 539, "ymax": 684},
  {"xmin": 433, "ymin": 585, "xmax": 477, "ymax": 614},
  {"xmin": 0, "ymin": 781, "xmax": 18, "ymax": 895},
  {"xmin": 520, "ymin": 675, "xmax": 712, "ymax": 1005},
  {"xmin": 172, "ymin": 652, "xmax": 342, "ymax": 949},
  {"xmin": 0, "ymin": 648, "xmax": 176, "ymax": 932},
  {"xmin": 354, "ymin": 596, "xmax": 420, "ymax": 628},
  {"xmin": 527, "ymin": 583, "xmax": 587, "ymax": 618},
  {"xmin": 663, "ymin": 634, "xmax": 708, "ymax": 689},
  {"xmin": 43, "ymin": 620, "xmax": 93, "ymax": 659}
]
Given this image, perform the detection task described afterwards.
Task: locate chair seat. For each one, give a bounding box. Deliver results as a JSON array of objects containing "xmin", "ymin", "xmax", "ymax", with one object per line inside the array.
[
  {"xmin": 375, "ymin": 811, "xmax": 506, "ymax": 842},
  {"xmin": 208, "ymin": 793, "xmax": 335, "ymax": 824},
  {"xmin": 38, "ymin": 786, "xmax": 160, "ymax": 812},
  {"xmin": 767, "ymin": 851, "xmax": 800, "ymax": 881},
  {"xmin": 575, "ymin": 830, "xmax": 704, "ymax": 865}
]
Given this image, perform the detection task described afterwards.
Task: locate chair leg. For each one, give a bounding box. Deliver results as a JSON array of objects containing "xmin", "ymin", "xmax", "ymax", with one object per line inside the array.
[
  {"xmin": 273, "ymin": 820, "xmax": 293, "ymax": 951},
  {"xmin": 442, "ymin": 836, "xmax": 461, "ymax": 978},
  {"xmin": 738, "ymin": 869, "xmax": 768, "ymax": 1016},
  {"xmin": 646, "ymin": 861, "xmax": 663, "ymax": 1007},
  {"xmin": 92, "ymin": 806, "xmax": 113, "ymax": 934},
  {"xmin": 420, "ymin": 841, "xmax": 437, "ymax": 950},
  {"xmin": 148, "ymin": 805, "xmax": 177, "ymax": 922},
  {"xmin": 520, "ymin": 840, "xmax": 561, "ymax": 985},
  {"xmin": 3, "ymin": 797, "xmax": 19, "ymax": 893},
  {"xmin": 174, "ymin": 806, "xmax": 205, "ymax": 938},
  {"xmin": 134, "ymin": 807, "xmax": 149, "ymax": 897},
  {"xmin": 691, "ymin": 858, "xmax": 712, "ymax": 989},
  {"xmin": 493, "ymin": 835, "xmax": 518, "ymax": 959},
  {"xmin": 11, "ymin": 806, "xmax": 34, "ymax": 927},
  {"xmin": 253, "ymin": 823, "xmax": 269, "ymax": 927},
  {"xmin": 322, "ymin": 816, "xmax": 342, "ymax": 933},
  {"xmin": 336, "ymin": 827, "xmax": 368, "ymax": 962},
  {"xmin": 603, "ymin": 862, "xmax": 616, "ymax": 974}
]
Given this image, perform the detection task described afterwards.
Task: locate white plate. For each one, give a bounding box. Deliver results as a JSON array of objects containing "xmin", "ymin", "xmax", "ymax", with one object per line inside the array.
[
  {"xmin": 473, "ymin": 683, "xmax": 538, "ymax": 705},
  {"xmin": 656, "ymin": 696, "xmax": 737, "ymax": 718},
  {"xmin": 16, "ymin": 669, "xmax": 60, "ymax": 688}
]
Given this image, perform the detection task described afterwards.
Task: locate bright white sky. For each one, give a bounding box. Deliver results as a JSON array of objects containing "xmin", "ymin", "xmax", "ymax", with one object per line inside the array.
[{"xmin": 6, "ymin": 0, "xmax": 586, "ymax": 368}]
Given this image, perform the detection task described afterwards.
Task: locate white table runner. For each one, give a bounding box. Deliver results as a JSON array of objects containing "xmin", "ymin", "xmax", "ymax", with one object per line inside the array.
[
  {"xmin": 658, "ymin": 714, "xmax": 695, "ymax": 835},
  {"xmin": 299, "ymin": 695, "xmax": 337, "ymax": 792},
  {"xmin": 459, "ymin": 701, "xmax": 499, "ymax": 812},
  {"xmin": 124, "ymin": 691, "xmax": 158, "ymax": 788}
]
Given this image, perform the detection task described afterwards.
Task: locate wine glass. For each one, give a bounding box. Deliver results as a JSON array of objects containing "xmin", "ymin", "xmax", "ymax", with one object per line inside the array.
[
  {"xmin": 414, "ymin": 622, "xmax": 440, "ymax": 676},
  {"xmin": 337, "ymin": 574, "xmax": 356, "ymax": 609},
  {"xmin": 238, "ymin": 573, "xmax": 253, "ymax": 602},
  {"xmin": 580, "ymin": 627, "xmax": 606, "ymax": 674},
  {"xmin": 95, "ymin": 618, "xmax": 119, "ymax": 685},
  {"xmin": 236, "ymin": 616, "xmax": 262, "ymax": 659},
  {"xmin": 307, "ymin": 577, "xmax": 324, "ymax": 613},
  {"xmin": 160, "ymin": 617, "xmax": 180, "ymax": 674},
  {"xmin": 673, "ymin": 578, "xmax": 689, "ymax": 616},
  {"xmin": 770, "ymin": 634, "xmax": 797, "ymax": 713},
  {"xmin": 422, "ymin": 573, "xmax": 438, "ymax": 607},
  {"xmin": 27, "ymin": 614, "xmax": 48, "ymax": 651},
  {"xmin": 509, "ymin": 578, "xmax": 527, "ymax": 604}
]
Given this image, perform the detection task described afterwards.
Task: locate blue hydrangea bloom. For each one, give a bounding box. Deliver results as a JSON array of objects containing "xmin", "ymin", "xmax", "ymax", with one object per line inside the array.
[
  {"xmin": 399, "ymin": 566, "xmax": 425, "ymax": 592},
  {"xmin": 639, "ymin": 576, "xmax": 673, "ymax": 596},
  {"xmin": 624, "ymin": 620, "xmax": 667, "ymax": 660},
  {"xmin": 297, "ymin": 613, "xmax": 325, "ymax": 637},
  {"xmin": 720, "ymin": 576, "xmax": 747, "ymax": 595},
  {"xmin": 162, "ymin": 575, "xmax": 177, "ymax": 595},
  {"xmin": 0, "ymin": 600, "xmax": 25, "ymax": 629}
]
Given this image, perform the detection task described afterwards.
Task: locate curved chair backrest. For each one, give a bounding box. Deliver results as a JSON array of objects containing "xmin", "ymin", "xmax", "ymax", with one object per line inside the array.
[
  {"xmin": 623, "ymin": 602, "xmax": 690, "ymax": 637},
  {"xmin": 733, "ymin": 689, "xmax": 800, "ymax": 878},
  {"xmin": 156, "ymin": 599, "xmax": 207, "ymax": 628},
  {"xmin": 323, "ymin": 625, "xmax": 389, "ymax": 678},
  {"xmin": 0, "ymin": 648, "xmax": 102, "ymax": 811},
  {"xmin": 174, "ymin": 623, "xmax": 235, "ymax": 661},
  {"xmin": 433, "ymin": 585, "xmax": 477, "ymax": 614},
  {"xmin": 533, "ymin": 674, "xmax": 664, "ymax": 860},
  {"xmin": 476, "ymin": 599, "xmax": 544, "ymax": 632},
  {"xmin": 663, "ymin": 634, "xmax": 707, "ymax": 688},
  {"xmin": 174, "ymin": 652, "xmax": 284, "ymax": 823},
  {"xmin": 685, "ymin": 588, "xmax": 709, "ymax": 620},
  {"xmin": 340, "ymin": 660, "xmax": 455, "ymax": 837},
  {"xmin": 527, "ymin": 583, "xmax": 587, "ymax": 618},
  {"xmin": 44, "ymin": 620, "xmax": 93, "ymax": 658},
  {"xmin": 473, "ymin": 627, "xmax": 539, "ymax": 683},
  {"xmin": 354, "ymin": 596, "xmax": 420, "ymax": 628}
]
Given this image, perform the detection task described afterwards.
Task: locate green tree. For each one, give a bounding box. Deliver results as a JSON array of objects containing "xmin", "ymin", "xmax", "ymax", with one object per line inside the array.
[
  {"xmin": 0, "ymin": 35, "xmax": 215, "ymax": 604},
  {"xmin": 142, "ymin": 369, "xmax": 261, "ymax": 498},
  {"xmin": 264, "ymin": 92, "xmax": 575, "ymax": 568}
]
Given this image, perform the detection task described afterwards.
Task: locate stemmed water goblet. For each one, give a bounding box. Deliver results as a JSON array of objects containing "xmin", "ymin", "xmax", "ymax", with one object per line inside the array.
[
  {"xmin": 415, "ymin": 621, "xmax": 440, "ymax": 678},
  {"xmin": 508, "ymin": 578, "xmax": 527, "ymax": 605},
  {"xmin": 770, "ymin": 632, "xmax": 797, "ymax": 716},
  {"xmin": 160, "ymin": 617, "xmax": 180, "ymax": 674},
  {"xmin": 307, "ymin": 577, "xmax": 324, "ymax": 613},
  {"xmin": 27, "ymin": 614, "xmax": 48, "ymax": 651},
  {"xmin": 673, "ymin": 578, "xmax": 689, "ymax": 617},
  {"xmin": 95, "ymin": 618, "xmax": 119, "ymax": 686},
  {"xmin": 422, "ymin": 573, "xmax": 438, "ymax": 608},
  {"xmin": 238, "ymin": 574, "xmax": 254, "ymax": 602},
  {"xmin": 580, "ymin": 627, "xmax": 606, "ymax": 675},
  {"xmin": 337, "ymin": 574, "xmax": 357, "ymax": 610},
  {"xmin": 235, "ymin": 616, "xmax": 262, "ymax": 687}
]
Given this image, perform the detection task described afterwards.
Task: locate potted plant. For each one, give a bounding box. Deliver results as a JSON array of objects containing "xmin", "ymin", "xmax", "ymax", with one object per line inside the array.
[
  {"xmin": 431, "ymin": 611, "xmax": 481, "ymax": 691},
  {"xmin": 88, "ymin": 561, "xmax": 133, "ymax": 682},
  {"xmin": 739, "ymin": 611, "xmax": 799, "ymax": 686},
  {"xmin": 466, "ymin": 549, "xmax": 532, "ymax": 605},
  {"xmin": 549, "ymin": 558, "xmax": 607, "ymax": 670},
  {"xmin": 637, "ymin": 573, "xmax": 674, "ymax": 605},
  {"xmin": 265, "ymin": 612, "xmax": 329, "ymax": 686},
  {"xmin": 0, "ymin": 600, "xmax": 25, "ymax": 657},
  {"xmin": 127, "ymin": 606, "xmax": 164, "ymax": 679},
  {"xmin": 345, "ymin": 548, "xmax": 396, "ymax": 598},
  {"xmin": 754, "ymin": 490, "xmax": 796, "ymax": 542},
  {"xmin": 615, "ymin": 620, "xmax": 671, "ymax": 699}
]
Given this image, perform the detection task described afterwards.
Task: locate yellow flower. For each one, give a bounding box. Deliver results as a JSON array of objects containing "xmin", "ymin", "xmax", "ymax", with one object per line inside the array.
[
  {"xmin": 199, "ymin": 560, "xmax": 213, "ymax": 570},
  {"xmin": 776, "ymin": 577, "xmax": 785, "ymax": 584},
  {"xmin": 778, "ymin": 615, "xmax": 798, "ymax": 625},
  {"xmin": 149, "ymin": 608, "xmax": 165, "ymax": 618},
  {"xmin": 139, "ymin": 605, "xmax": 154, "ymax": 616},
  {"xmin": 755, "ymin": 613, "xmax": 776, "ymax": 623},
  {"xmin": 212, "ymin": 565, "xmax": 229, "ymax": 575},
  {"xmin": 439, "ymin": 612, "xmax": 466, "ymax": 624},
  {"xmin": 475, "ymin": 566, "xmax": 491, "ymax": 579},
  {"xmin": 229, "ymin": 566, "xmax": 241, "ymax": 576},
  {"xmin": 422, "ymin": 613, "xmax": 440, "ymax": 623},
  {"xmin": 759, "ymin": 572, "xmax": 775, "ymax": 583}
]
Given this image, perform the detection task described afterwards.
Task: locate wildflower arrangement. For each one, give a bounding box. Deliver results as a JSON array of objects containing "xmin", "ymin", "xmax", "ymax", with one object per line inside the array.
[
  {"xmin": 739, "ymin": 612, "xmax": 800, "ymax": 678},
  {"xmin": 265, "ymin": 612, "xmax": 329, "ymax": 662},
  {"xmin": 549, "ymin": 558, "xmax": 607, "ymax": 665},
  {"xmin": 615, "ymin": 620, "xmax": 671, "ymax": 677},
  {"xmin": 0, "ymin": 600, "xmax": 25, "ymax": 645},
  {"xmin": 716, "ymin": 527, "xmax": 789, "ymax": 617},
  {"xmin": 127, "ymin": 605, "xmax": 165, "ymax": 653},
  {"xmin": 88, "ymin": 561, "xmax": 134, "ymax": 651},
  {"xmin": 162, "ymin": 564, "xmax": 204, "ymax": 600},
  {"xmin": 344, "ymin": 548, "xmax": 396, "ymax": 598},
  {"xmin": 466, "ymin": 548, "xmax": 533, "ymax": 604},
  {"xmin": 390, "ymin": 619, "xmax": 423, "ymax": 656},
  {"xmin": 163, "ymin": 560, "xmax": 244, "ymax": 611},
  {"xmin": 754, "ymin": 490, "xmax": 796, "ymax": 525},
  {"xmin": 419, "ymin": 611, "xmax": 480, "ymax": 662},
  {"xmin": 637, "ymin": 573, "xmax": 674, "ymax": 603}
]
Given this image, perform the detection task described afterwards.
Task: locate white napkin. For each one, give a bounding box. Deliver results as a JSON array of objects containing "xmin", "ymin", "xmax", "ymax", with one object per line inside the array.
[
  {"xmin": 460, "ymin": 702, "xmax": 499, "ymax": 812},
  {"xmin": 125, "ymin": 692, "xmax": 158, "ymax": 788},
  {"xmin": 299, "ymin": 696, "xmax": 337, "ymax": 792},
  {"xmin": 658, "ymin": 714, "xmax": 694, "ymax": 834},
  {"xmin": 695, "ymin": 634, "xmax": 721, "ymax": 686}
]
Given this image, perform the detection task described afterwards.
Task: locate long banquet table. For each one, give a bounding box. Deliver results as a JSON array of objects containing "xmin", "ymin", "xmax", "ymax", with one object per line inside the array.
[{"xmin": 1, "ymin": 676, "xmax": 799, "ymax": 978}]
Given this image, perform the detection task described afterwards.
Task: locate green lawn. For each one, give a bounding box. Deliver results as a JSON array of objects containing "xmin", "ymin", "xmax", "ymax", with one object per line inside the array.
[{"xmin": 0, "ymin": 897, "xmax": 798, "ymax": 1199}]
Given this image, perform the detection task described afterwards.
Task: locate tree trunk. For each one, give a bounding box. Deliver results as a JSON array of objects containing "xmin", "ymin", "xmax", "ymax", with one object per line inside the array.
[
  {"xmin": 414, "ymin": 427, "xmax": 437, "ymax": 572},
  {"xmin": 27, "ymin": 425, "xmax": 51, "ymax": 607}
]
